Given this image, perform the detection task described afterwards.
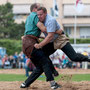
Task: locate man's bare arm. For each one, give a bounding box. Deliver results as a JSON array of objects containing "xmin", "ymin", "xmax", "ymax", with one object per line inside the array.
[{"xmin": 37, "ymin": 21, "xmax": 47, "ymax": 32}]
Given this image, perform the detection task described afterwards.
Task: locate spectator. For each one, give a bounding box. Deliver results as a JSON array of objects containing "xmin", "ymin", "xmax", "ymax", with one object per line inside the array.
[
  {"xmin": 58, "ymin": 56, "xmax": 62, "ymax": 69},
  {"xmin": 0, "ymin": 55, "xmax": 3, "ymax": 68},
  {"xmin": 25, "ymin": 56, "xmax": 35, "ymax": 77},
  {"xmin": 82, "ymin": 51, "xmax": 89, "ymax": 69},
  {"xmin": 2, "ymin": 55, "xmax": 11, "ymax": 69},
  {"xmin": 72, "ymin": 62, "xmax": 77, "ymax": 69},
  {"xmin": 62, "ymin": 56, "xmax": 69, "ymax": 68},
  {"xmin": 62, "ymin": 53, "xmax": 65, "ymax": 61},
  {"xmin": 18, "ymin": 51, "xmax": 25, "ymax": 69},
  {"xmin": 52, "ymin": 57, "xmax": 60, "ymax": 68},
  {"xmin": 2, "ymin": 54, "xmax": 8, "ymax": 68},
  {"xmin": 67, "ymin": 59, "xmax": 72, "ymax": 68},
  {"xmin": 88, "ymin": 52, "xmax": 90, "ymax": 59},
  {"xmin": 13, "ymin": 52, "xmax": 18, "ymax": 68},
  {"xmin": 8, "ymin": 55, "xmax": 14, "ymax": 68},
  {"xmin": 82, "ymin": 51, "xmax": 89, "ymax": 57}
]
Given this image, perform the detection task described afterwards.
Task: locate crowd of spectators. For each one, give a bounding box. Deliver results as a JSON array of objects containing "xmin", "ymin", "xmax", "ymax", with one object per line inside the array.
[
  {"xmin": 0, "ymin": 51, "xmax": 24, "ymax": 69},
  {"xmin": 0, "ymin": 51, "xmax": 35, "ymax": 77},
  {"xmin": 0, "ymin": 50, "xmax": 90, "ymax": 76},
  {"xmin": 50, "ymin": 51, "xmax": 90, "ymax": 69},
  {"xmin": 0, "ymin": 51, "xmax": 35, "ymax": 69}
]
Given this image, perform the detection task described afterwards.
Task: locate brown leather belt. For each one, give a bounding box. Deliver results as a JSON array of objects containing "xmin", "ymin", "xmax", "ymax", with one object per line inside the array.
[
  {"xmin": 22, "ymin": 35, "xmax": 39, "ymax": 58},
  {"xmin": 25, "ymin": 35, "xmax": 38, "ymax": 40}
]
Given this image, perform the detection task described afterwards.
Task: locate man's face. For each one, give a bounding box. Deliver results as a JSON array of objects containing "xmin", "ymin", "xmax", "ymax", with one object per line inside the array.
[{"xmin": 37, "ymin": 10, "xmax": 47, "ymax": 22}]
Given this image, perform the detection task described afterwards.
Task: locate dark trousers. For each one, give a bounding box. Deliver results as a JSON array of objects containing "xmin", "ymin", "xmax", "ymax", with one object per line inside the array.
[
  {"xmin": 42, "ymin": 42, "xmax": 88, "ymax": 63},
  {"xmin": 42, "ymin": 43, "xmax": 56, "ymax": 73},
  {"xmin": 25, "ymin": 48, "xmax": 54, "ymax": 87},
  {"xmin": 61, "ymin": 42, "xmax": 88, "ymax": 62}
]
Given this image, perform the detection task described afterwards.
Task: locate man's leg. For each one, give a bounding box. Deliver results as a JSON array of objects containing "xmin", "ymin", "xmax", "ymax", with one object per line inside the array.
[
  {"xmin": 21, "ymin": 48, "xmax": 55, "ymax": 88},
  {"xmin": 42, "ymin": 43, "xmax": 59, "ymax": 76},
  {"xmin": 61, "ymin": 42, "xmax": 90, "ymax": 62},
  {"xmin": 20, "ymin": 66, "xmax": 43, "ymax": 88},
  {"xmin": 25, "ymin": 65, "xmax": 29, "ymax": 77},
  {"xmin": 31, "ymin": 48, "xmax": 55, "ymax": 81},
  {"xmin": 31, "ymin": 49, "xmax": 61, "ymax": 89}
]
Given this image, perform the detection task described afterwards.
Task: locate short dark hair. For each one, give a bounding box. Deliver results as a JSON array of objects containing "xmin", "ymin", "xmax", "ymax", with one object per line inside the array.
[
  {"xmin": 37, "ymin": 7, "xmax": 47, "ymax": 13},
  {"xmin": 30, "ymin": 3, "xmax": 38, "ymax": 12}
]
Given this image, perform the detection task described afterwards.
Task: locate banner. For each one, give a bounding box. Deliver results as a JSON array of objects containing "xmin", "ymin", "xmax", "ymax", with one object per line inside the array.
[
  {"xmin": 53, "ymin": 0, "xmax": 59, "ymax": 16},
  {"xmin": 74, "ymin": 0, "xmax": 84, "ymax": 13}
]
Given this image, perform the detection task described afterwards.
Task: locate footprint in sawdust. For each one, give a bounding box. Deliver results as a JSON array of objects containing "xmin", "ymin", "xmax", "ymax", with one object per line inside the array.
[{"xmin": 30, "ymin": 86, "xmax": 38, "ymax": 89}]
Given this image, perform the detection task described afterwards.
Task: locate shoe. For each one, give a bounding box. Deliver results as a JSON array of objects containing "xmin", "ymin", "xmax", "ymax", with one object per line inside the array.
[
  {"xmin": 53, "ymin": 70, "xmax": 59, "ymax": 77},
  {"xmin": 51, "ymin": 83, "xmax": 61, "ymax": 89},
  {"xmin": 88, "ymin": 59, "xmax": 90, "ymax": 62},
  {"xmin": 20, "ymin": 82, "xmax": 28, "ymax": 88}
]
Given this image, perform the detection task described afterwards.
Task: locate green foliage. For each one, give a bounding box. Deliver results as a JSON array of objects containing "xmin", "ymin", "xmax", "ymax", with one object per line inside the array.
[
  {"xmin": 0, "ymin": 38, "xmax": 90, "ymax": 55},
  {"xmin": 9, "ymin": 22, "xmax": 25, "ymax": 39},
  {"xmin": 70, "ymin": 38, "xmax": 90, "ymax": 44},
  {"xmin": 40, "ymin": 38, "xmax": 90, "ymax": 44},
  {"xmin": 0, "ymin": 39, "xmax": 22, "ymax": 55},
  {"xmin": 0, "ymin": 3, "xmax": 25, "ymax": 39},
  {"xmin": 0, "ymin": 2, "xmax": 25, "ymax": 54},
  {"xmin": 0, "ymin": 3, "xmax": 14, "ymax": 38}
]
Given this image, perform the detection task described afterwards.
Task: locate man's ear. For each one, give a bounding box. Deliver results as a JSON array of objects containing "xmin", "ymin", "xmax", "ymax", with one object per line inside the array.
[{"xmin": 45, "ymin": 12, "xmax": 47, "ymax": 15}]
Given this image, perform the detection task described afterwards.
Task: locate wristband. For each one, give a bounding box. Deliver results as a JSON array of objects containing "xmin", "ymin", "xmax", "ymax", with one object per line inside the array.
[{"xmin": 61, "ymin": 31, "xmax": 64, "ymax": 34}]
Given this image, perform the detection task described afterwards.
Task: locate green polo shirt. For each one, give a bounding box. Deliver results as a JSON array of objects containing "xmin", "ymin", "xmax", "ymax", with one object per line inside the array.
[{"xmin": 24, "ymin": 12, "xmax": 41, "ymax": 37}]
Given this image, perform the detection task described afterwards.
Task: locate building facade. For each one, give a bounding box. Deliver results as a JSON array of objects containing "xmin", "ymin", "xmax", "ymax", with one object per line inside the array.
[{"xmin": 0, "ymin": 0, "xmax": 90, "ymax": 39}]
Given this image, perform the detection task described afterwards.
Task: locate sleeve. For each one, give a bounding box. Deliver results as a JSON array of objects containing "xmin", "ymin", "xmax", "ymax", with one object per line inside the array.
[
  {"xmin": 46, "ymin": 19, "xmax": 60, "ymax": 32},
  {"xmin": 34, "ymin": 15, "xmax": 39, "ymax": 25},
  {"xmin": 26, "ymin": 59, "xmax": 30, "ymax": 65}
]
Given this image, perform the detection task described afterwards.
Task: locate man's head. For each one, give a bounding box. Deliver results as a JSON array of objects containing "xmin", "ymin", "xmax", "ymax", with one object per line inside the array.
[
  {"xmin": 37, "ymin": 7, "xmax": 47, "ymax": 22},
  {"xmin": 30, "ymin": 3, "xmax": 40, "ymax": 12}
]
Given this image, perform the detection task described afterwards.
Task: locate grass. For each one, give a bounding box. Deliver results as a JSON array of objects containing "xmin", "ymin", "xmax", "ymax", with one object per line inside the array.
[
  {"xmin": 0, "ymin": 74, "xmax": 26, "ymax": 81},
  {"xmin": 72, "ymin": 74, "xmax": 90, "ymax": 81},
  {"xmin": 0, "ymin": 74, "xmax": 90, "ymax": 82}
]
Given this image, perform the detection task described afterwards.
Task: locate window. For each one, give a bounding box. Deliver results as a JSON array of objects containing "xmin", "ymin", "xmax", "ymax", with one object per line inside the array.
[
  {"xmin": 64, "ymin": 27, "xmax": 71, "ymax": 36},
  {"xmin": 13, "ymin": 14, "xmax": 28, "ymax": 20},
  {"xmin": 80, "ymin": 27, "xmax": 90, "ymax": 38},
  {"xmin": 13, "ymin": 4, "xmax": 30, "ymax": 14},
  {"xmin": 63, "ymin": 4, "xmax": 90, "ymax": 18}
]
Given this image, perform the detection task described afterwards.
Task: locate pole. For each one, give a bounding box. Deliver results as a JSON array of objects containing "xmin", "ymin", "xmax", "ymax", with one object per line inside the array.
[
  {"xmin": 74, "ymin": 9, "xmax": 77, "ymax": 45},
  {"xmin": 53, "ymin": 0, "xmax": 55, "ymax": 16},
  {"xmin": 74, "ymin": 0, "xmax": 84, "ymax": 45},
  {"xmin": 34, "ymin": 0, "xmax": 36, "ymax": 3}
]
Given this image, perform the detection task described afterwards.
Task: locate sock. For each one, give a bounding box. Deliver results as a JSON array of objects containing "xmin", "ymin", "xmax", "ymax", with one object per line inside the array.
[{"xmin": 50, "ymin": 81, "xmax": 56, "ymax": 86}]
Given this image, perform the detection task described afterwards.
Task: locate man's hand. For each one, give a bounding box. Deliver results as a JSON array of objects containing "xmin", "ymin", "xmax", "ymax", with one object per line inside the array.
[
  {"xmin": 35, "ymin": 32, "xmax": 54, "ymax": 49},
  {"xmin": 34, "ymin": 43, "xmax": 42, "ymax": 49},
  {"xmin": 21, "ymin": 36, "xmax": 24, "ymax": 40}
]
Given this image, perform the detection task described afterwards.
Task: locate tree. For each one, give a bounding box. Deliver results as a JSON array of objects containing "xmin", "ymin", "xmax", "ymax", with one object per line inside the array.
[
  {"xmin": 0, "ymin": 2, "xmax": 25, "ymax": 39},
  {"xmin": 9, "ymin": 22, "xmax": 25, "ymax": 39}
]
